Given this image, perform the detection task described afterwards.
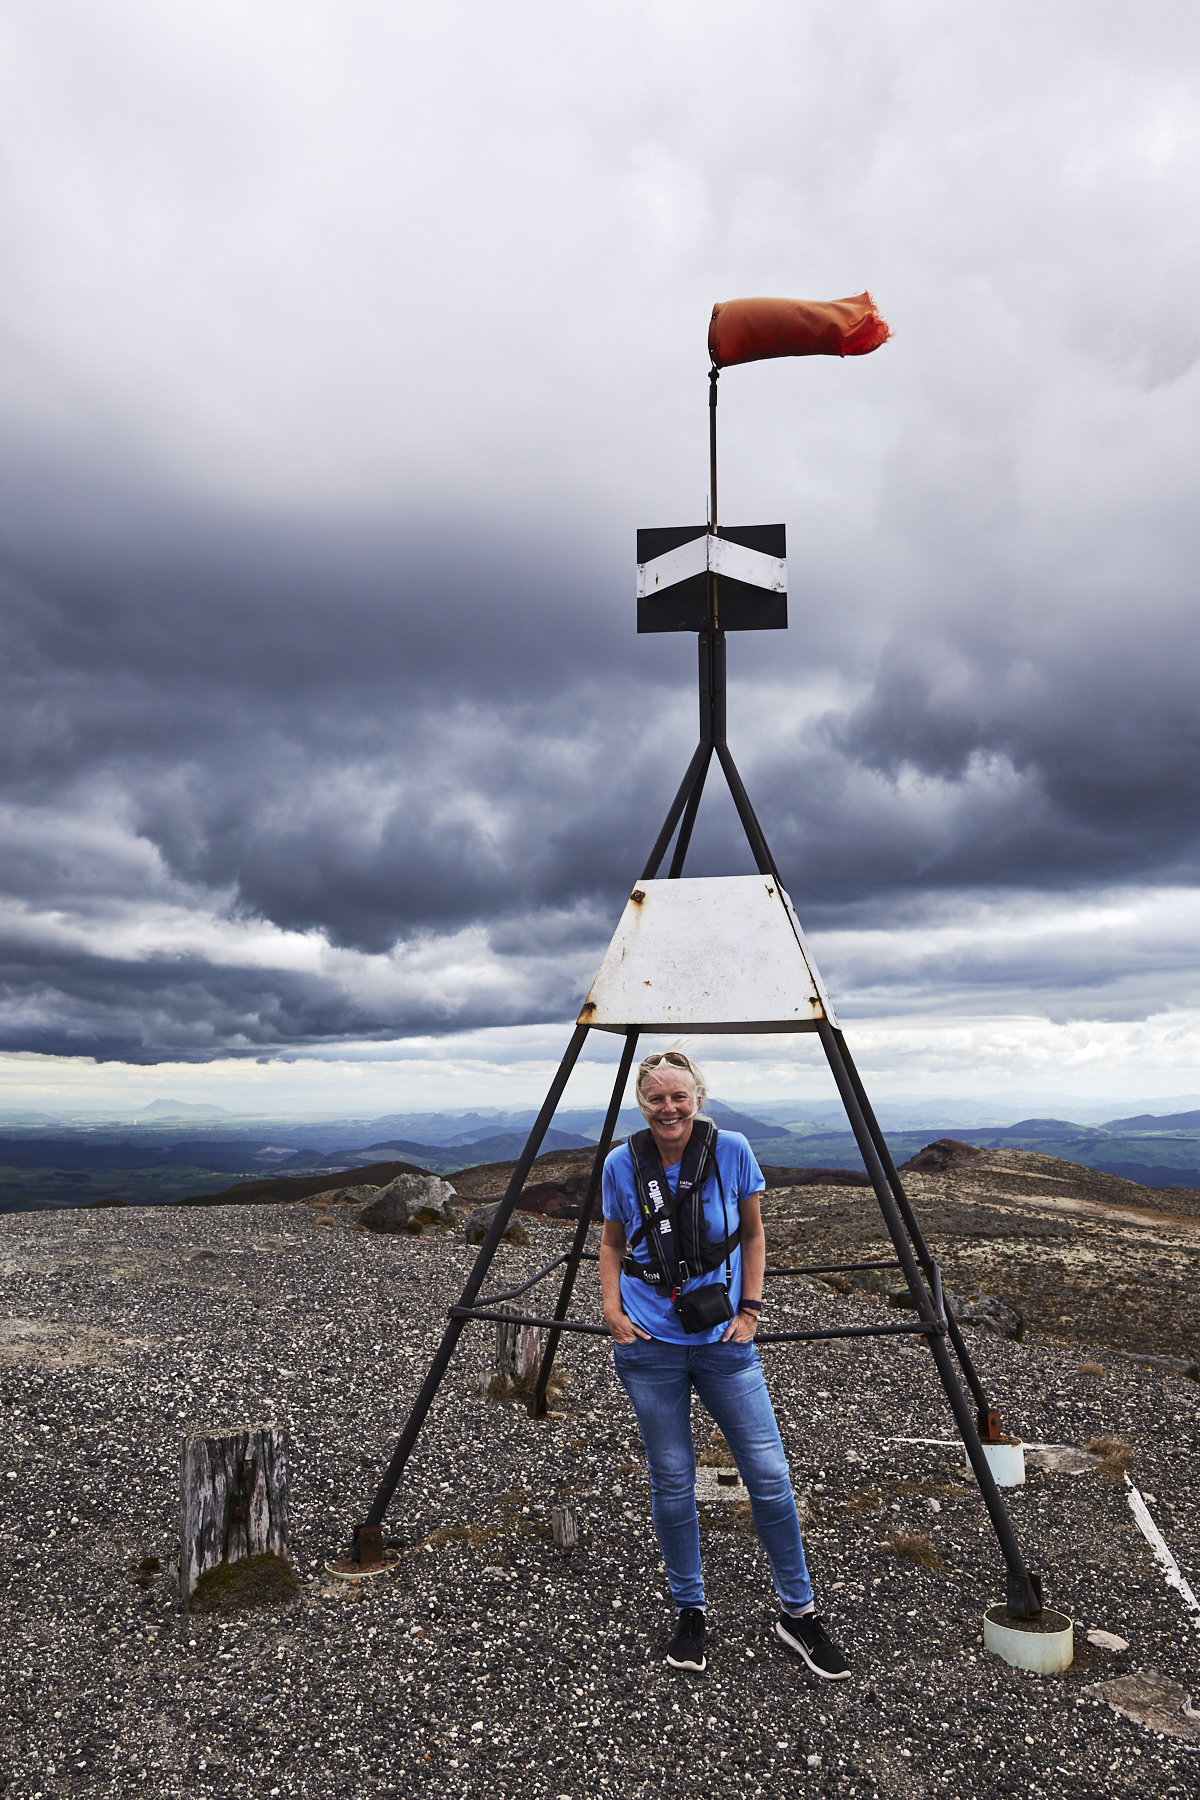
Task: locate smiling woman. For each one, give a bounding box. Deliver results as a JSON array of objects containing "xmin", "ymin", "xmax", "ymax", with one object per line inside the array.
[{"xmin": 598, "ymin": 1048, "xmax": 851, "ymax": 1679}]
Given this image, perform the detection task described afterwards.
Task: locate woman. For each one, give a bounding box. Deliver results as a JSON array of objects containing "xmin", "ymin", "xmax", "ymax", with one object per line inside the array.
[{"xmin": 600, "ymin": 1049, "xmax": 851, "ymax": 1678}]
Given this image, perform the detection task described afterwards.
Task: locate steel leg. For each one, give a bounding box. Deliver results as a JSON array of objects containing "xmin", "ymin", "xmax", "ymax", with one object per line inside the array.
[
  {"xmin": 347, "ymin": 1024, "xmax": 590, "ymax": 1560},
  {"xmin": 834, "ymin": 1028, "xmax": 1001, "ymax": 1439},
  {"xmin": 640, "ymin": 742, "xmax": 709, "ymax": 881},
  {"xmin": 817, "ymin": 1020, "xmax": 1043, "ymax": 1616},
  {"xmin": 667, "ymin": 747, "xmax": 712, "ymax": 878},
  {"xmin": 527, "ymin": 1030, "xmax": 640, "ymax": 1417}
]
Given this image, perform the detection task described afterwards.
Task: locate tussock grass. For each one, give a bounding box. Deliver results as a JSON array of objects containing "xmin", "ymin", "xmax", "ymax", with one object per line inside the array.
[
  {"xmin": 879, "ymin": 1530, "xmax": 945, "ymax": 1571},
  {"xmin": 1083, "ymin": 1433, "xmax": 1134, "ymax": 1478},
  {"xmin": 697, "ymin": 1428, "xmax": 733, "ymax": 1468},
  {"xmin": 836, "ymin": 1487, "xmax": 883, "ymax": 1514},
  {"xmin": 1078, "ymin": 1361, "xmax": 1108, "ymax": 1378},
  {"xmin": 482, "ymin": 1365, "xmax": 568, "ymax": 1405}
]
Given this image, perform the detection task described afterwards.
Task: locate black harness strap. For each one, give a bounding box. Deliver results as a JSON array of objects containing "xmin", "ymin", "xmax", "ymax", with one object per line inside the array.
[{"xmin": 622, "ymin": 1124, "xmax": 740, "ymax": 1295}]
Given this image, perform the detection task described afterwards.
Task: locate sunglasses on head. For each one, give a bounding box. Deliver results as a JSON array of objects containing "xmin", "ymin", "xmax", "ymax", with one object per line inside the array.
[{"xmin": 641, "ymin": 1052, "xmax": 690, "ymax": 1069}]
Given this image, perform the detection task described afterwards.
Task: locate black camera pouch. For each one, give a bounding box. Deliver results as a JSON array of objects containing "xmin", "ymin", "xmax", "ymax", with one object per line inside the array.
[{"xmin": 674, "ymin": 1283, "xmax": 735, "ymax": 1335}]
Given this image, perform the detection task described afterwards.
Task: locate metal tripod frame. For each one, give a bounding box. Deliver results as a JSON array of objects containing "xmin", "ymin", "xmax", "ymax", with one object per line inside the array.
[{"xmin": 346, "ymin": 364, "xmax": 1046, "ymax": 1619}]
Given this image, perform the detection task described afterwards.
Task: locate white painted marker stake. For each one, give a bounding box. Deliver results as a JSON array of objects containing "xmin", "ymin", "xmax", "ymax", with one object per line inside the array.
[{"xmin": 1125, "ymin": 1475, "xmax": 1200, "ymax": 1637}]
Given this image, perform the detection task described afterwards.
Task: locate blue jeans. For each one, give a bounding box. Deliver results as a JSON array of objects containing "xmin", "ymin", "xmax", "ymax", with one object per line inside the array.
[{"xmin": 613, "ymin": 1336, "xmax": 813, "ymax": 1613}]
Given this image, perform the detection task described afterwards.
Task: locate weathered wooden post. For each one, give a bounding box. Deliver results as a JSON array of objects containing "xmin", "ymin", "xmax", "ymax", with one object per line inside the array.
[
  {"xmin": 180, "ymin": 1424, "xmax": 290, "ymax": 1605},
  {"xmin": 552, "ymin": 1502, "xmax": 581, "ymax": 1549},
  {"xmin": 495, "ymin": 1306, "xmax": 542, "ymax": 1384}
]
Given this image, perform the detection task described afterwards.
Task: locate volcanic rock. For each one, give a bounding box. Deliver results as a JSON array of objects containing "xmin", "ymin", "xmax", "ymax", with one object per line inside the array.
[
  {"xmin": 1115, "ymin": 1351, "xmax": 1199, "ymax": 1380},
  {"xmin": 358, "ymin": 1173, "xmax": 457, "ymax": 1234},
  {"xmin": 954, "ymin": 1293, "xmax": 1024, "ymax": 1340},
  {"xmin": 513, "ymin": 1181, "xmax": 585, "ymax": 1219},
  {"xmin": 898, "ymin": 1138, "xmax": 983, "ymax": 1174},
  {"xmin": 463, "ymin": 1204, "xmax": 529, "ymax": 1246}
]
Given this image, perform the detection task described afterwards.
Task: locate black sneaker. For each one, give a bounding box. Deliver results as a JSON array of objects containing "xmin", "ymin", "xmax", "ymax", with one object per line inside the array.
[
  {"xmin": 775, "ymin": 1612, "xmax": 851, "ymax": 1680},
  {"xmin": 665, "ymin": 1607, "xmax": 707, "ymax": 1671}
]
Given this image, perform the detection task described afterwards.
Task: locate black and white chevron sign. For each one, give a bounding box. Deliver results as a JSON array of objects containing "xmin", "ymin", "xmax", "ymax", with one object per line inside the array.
[{"xmin": 635, "ymin": 524, "xmax": 787, "ymax": 633}]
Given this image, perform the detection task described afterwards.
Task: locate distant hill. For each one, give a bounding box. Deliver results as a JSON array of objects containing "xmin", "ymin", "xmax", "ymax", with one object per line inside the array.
[
  {"xmin": 981, "ymin": 1118, "xmax": 1108, "ymax": 1140},
  {"xmin": 175, "ymin": 1160, "xmax": 433, "ymax": 1207},
  {"xmin": 358, "ymin": 1138, "xmax": 436, "ymax": 1158},
  {"xmin": 363, "ymin": 1127, "xmax": 593, "ymax": 1165},
  {"xmin": 1103, "ymin": 1110, "xmax": 1200, "ymax": 1132},
  {"xmin": 1094, "ymin": 1161, "xmax": 1200, "ymax": 1189},
  {"xmin": 135, "ymin": 1100, "xmax": 235, "ymax": 1119},
  {"xmin": 705, "ymin": 1100, "xmax": 792, "ymax": 1140},
  {"xmin": 0, "ymin": 1137, "xmax": 275, "ymax": 1172}
]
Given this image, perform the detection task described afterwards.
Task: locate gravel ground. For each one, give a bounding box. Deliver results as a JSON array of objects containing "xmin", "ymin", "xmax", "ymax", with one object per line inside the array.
[{"xmin": 2, "ymin": 1193, "xmax": 1200, "ymax": 1799}]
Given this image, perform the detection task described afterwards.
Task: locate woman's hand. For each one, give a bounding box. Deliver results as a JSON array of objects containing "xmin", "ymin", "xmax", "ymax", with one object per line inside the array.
[
  {"xmin": 724, "ymin": 1191, "xmax": 766, "ymax": 1343},
  {"xmin": 605, "ymin": 1305, "xmax": 651, "ymax": 1344},
  {"xmin": 599, "ymin": 1220, "xmax": 651, "ymax": 1342}
]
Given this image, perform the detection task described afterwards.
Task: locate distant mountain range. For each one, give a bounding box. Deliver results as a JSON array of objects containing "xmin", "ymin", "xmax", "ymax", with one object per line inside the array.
[
  {"xmin": 361, "ymin": 1127, "xmax": 595, "ymax": 1165},
  {"xmin": 355, "ymin": 1100, "xmax": 792, "ymax": 1175},
  {"xmin": 5, "ymin": 1100, "xmax": 1200, "ymax": 1211},
  {"xmin": 1103, "ymin": 1110, "xmax": 1200, "ymax": 1132}
]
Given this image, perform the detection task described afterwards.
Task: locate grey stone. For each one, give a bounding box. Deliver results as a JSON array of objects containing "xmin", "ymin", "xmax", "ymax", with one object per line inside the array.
[
  {"xmin": 954, "ymin": 1294, "xmax": 1024, "ymax": 1341},
  {"xmin": 357, "ymin": 1174, "xmax": 457, "ymax": 1235},
  {"xmin": 1093, "ymin": 1671, "xmax": 1200, "ymax": 1740},
  {"xmin": 463, "ymin": 1204, "xmax": 528, "ymax": 1246},
  {"xmin": 885, "ymin": 1280, "xmax": 964, "ymax": 1313},
  {"xmin": 1115, "ymin": 1351, "xmax": 1199, "ymax": 1380},
  {"xmin": 887, "ymin": 1284, "xmax": 1022, "ymax": 1337},
  {"xmin": 848, "ymin": 1268, "xmax": 891, "ymax": 1297}
]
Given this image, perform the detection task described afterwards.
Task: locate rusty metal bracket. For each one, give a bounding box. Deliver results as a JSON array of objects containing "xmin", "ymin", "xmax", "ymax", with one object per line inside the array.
[
  {"xmin": 355, "ymin": 1524, "xmax": 383, "ymax": 1567},
  {"xmin": 978, "ymin": 1407, "xmax": 1002, "ymax": 1443}
]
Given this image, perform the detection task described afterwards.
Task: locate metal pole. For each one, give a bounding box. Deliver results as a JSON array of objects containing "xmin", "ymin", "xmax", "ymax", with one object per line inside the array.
[
  {"xmin": 834, "ymin": 1029, "xmax": 936, "ymax": 1267},
  {"xmin": 698, "ymin": 630, "xmax": 717, "ymax": 745},
  {"xmin": 527, "ymin": 1030, "xmax": 640, "ymax": 1416},
  {"xmin": 709, "ymin": 366, "xmax": 720, "ymax": 633},
  {"xmin": 348, "ymin": 1024, "xmax": 590, "ymax": 1559},
  {"xmin": 714, "ymin": 741, "xmax": 783, "ymax": 885},
  {"xmin": 709, "ymin": 364, "xmax": 719, "ymax": 532},
  {"xmin": 705, "ymin": 629, "xmax": 784, "ymax": 885},
  {"xmin": 816, "ymin": 1018, "xmax": 1043, "ymax": 1617},
  {"xmin": 709, "ymin": 630, "xmax": 727, "ymax": 745},
  {"xmin": 640, "ymin": 741, "xmax": 709, "ymax": 882},
  {"xmin": 834, "ymin": 1026, "xmax": 1001, "ymax": 1438},
  {"xmin": 668, "ymin": 746, "xmax": 712, "ymax": 877}
]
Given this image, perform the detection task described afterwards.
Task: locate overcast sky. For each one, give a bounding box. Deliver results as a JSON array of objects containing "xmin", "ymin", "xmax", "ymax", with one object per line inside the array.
[{"xmin": 1, "ymin": 2, "xmax": 1198, "ymax": 1114}]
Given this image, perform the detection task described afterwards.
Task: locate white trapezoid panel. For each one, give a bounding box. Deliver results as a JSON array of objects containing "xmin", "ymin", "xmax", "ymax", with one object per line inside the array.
[{"xmin": 578, "ymin": 875, "xmax": 839, "ymax": 1033}]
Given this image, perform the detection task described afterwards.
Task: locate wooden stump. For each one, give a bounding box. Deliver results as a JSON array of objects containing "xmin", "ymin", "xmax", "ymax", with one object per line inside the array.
[
  {"xmin": 495, "ymin": 1307, "xmax": 542, "ymax": 1383},
  {"xmin": 552, "ymin": 1502, "xmax": 581, "ymax": 1549},
  {"xmin": 180, "ymin": 1425, "xmax": 289, "ymax": 1603}
]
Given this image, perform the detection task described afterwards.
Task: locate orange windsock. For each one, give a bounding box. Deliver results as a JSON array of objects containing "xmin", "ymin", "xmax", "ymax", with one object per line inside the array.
[{"xmin": 708, "ymin": 293, "xmax": 890, "ymax": 367}]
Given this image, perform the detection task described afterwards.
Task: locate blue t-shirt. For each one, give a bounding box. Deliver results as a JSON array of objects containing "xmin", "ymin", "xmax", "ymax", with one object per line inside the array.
[{"xmin": 602, "ymin": 1129, "xmax": 764, "ymax": 1344}]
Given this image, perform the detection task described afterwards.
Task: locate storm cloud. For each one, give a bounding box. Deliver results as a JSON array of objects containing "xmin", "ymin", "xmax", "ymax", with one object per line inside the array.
[{"xmin": 1, "ymin": 2, "xmax": 1198, "ymax": 1070}]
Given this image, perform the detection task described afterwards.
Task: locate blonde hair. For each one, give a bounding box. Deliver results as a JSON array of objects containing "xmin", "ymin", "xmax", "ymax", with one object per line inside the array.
[{"xmin": 635, "ymin": 1048, "xmax": 708, "ymax": 1119}]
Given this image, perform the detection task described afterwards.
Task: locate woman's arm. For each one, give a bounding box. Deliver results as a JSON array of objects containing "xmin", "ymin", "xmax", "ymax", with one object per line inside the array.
[
  {"xmin": 722, "ymin": 1190, "xmax": 765, "ymax": 1342},
  {"xmin": 600, "ymin": 1218, "xmax": 651, "ymax": 1343}
]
